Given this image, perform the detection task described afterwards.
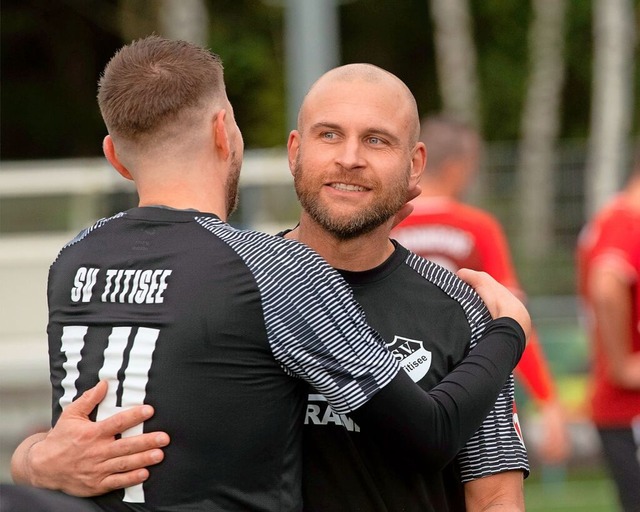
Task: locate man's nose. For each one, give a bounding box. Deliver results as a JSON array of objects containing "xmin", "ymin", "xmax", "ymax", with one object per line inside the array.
[{"xmin": 335, "ymin": 138, "xmax": 365, "ymax": 170}]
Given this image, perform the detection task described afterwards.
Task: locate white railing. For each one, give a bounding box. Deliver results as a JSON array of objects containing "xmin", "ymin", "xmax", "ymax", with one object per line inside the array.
[{"xmin": 0, "ymin": 150, "xmax": 294, "ymax": 382}]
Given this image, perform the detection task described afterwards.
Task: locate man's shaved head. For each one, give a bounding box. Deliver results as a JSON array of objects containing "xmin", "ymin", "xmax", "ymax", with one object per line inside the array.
[{"xmin": 298, "ymin": 63, "xmax": 421, "ymax": 145}]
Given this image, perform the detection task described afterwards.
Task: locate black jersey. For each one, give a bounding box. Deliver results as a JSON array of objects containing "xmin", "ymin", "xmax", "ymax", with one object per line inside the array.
[
  {"xmin": 47, "ymin": 207, "xmax": 401, "ymax": 512},
  {"xmin": 301, "ymin": 243, "xmax": 529, "ymax": 512}
]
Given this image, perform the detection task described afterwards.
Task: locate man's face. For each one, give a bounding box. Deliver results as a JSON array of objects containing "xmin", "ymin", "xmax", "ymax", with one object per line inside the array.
[{"xmin": 290, "ymin": 79, "xmax": 417, "ymax": 240}]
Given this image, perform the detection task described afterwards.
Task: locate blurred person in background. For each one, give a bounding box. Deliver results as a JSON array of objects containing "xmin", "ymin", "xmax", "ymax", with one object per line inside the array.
[
  {"xmin": 576, "ymin": 144, "xmax": 640, "ymax": 512},
  {"xmin": 392, "ymin": 116, "xmax": 570, "ymax": 465}
]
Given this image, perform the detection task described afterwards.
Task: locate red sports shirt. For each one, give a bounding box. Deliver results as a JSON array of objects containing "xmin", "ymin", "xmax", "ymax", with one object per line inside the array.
[
  {"xmin": 577, "ymin": 194, "xmax": 640, "ymax": 426},
  {"xmin": 393, "ymin": 197, "xmax": 555, "ymax": 403}
]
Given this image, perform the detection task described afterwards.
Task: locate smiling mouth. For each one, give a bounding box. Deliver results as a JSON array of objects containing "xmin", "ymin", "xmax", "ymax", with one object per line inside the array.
[{"xmin": 329, "ymin": 183, "xmax": 367, "ymax": 192}]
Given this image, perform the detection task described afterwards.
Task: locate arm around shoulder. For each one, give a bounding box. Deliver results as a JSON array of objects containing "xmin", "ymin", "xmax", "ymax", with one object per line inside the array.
[{"xmin": 351, "ymin": 317, "xmax": 526, "ymax": 469}]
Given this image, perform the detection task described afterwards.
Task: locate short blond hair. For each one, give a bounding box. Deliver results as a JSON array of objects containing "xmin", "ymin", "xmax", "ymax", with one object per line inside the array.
[{"xmin": 97, "ymin": 35, "xmax": 225, "ymax": 145}]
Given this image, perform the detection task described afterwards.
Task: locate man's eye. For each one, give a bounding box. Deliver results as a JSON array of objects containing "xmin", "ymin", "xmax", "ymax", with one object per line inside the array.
[
  {"xmin": 368, "ymin": 137, "xmax": 382, "ymax": 145},
  {"xmin": 322, "ymin": 132, "xmax": 336, "ymax": 140}
]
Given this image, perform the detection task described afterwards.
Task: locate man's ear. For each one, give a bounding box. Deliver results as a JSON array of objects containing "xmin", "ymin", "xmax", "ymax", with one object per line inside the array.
[
  {"xmin": 103, "ymin": 135, "xmax": 133, "ymax": 180},
  {"xmin": 287, "ymin": 130, "xmax": 300, "ymax": 176},
  {"xmin": 213, "ymin": 109, "xmax": 231, "ymax": 160},
  {"xmin": 409, "ymin": 141, "xmax": 427, "ymax": 187}
]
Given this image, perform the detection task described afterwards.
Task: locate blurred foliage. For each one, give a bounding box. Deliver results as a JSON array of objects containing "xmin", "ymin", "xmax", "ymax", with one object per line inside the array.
[
  {"xmin": 341, "ymin": 1, "xmax": 438, "ymax": 116},
  {"xmin": 207, "ymin": 1, "xmax": 286, "ymax": 148},
  {"xmin": 1, "ymin": 0, "xmax": 122, "ymax": 159},
  {"xmin": 1, "ymin": 0, "xmax": 638, "ymax": 160},
  {"xmin": 472, "ymin": 1, "xmax": 530, "ymax": 138}
]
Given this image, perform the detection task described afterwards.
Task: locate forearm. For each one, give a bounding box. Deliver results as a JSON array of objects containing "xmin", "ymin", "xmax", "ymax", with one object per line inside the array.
[
  {"xmin": 352, "ymin": 317, "xmax": 525, "ymax": 468},
  {"xmin": 464, "ymin": 470, "xmax": 525, "ymax": 512}
]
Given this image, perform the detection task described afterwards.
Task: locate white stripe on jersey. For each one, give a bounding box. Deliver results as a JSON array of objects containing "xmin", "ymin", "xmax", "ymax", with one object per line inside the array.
[
  {"xmin": 59, "ymin": 325, "xmax": 88, "ymax": 409},
  {"xmin": 195, "ymin": 217, "xmax": 400, "ymax": 415}
]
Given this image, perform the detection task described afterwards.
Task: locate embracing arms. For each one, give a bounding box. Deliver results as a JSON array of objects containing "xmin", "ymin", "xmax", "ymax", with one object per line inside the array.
[{"xmin": 13, "ymin": 269, "xmax": 529, "ymax": 495}]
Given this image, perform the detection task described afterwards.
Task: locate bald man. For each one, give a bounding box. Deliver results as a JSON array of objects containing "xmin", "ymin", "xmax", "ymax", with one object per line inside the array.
[{"xmin": 284, "ymin": 64, "xmax": 528, "ymax": 511}]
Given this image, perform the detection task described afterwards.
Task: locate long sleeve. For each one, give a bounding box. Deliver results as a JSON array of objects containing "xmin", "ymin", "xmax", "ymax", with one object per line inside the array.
[{"xmin": 352, "ymin": 317, "xmax": 525, "ymax": 470}]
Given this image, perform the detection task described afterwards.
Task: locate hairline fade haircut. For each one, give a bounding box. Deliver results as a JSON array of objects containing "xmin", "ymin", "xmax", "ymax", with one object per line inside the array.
[
  {"xmin": 419, "ymin": 116, "xmax": 482, "ymax": 174},
  {"xmin": 298, "ymin": 63, "xmax": 421, "ymax": 146},
  {"xmin": 97, "ymin": 35, "xmax": 225, "ymax": 144}
]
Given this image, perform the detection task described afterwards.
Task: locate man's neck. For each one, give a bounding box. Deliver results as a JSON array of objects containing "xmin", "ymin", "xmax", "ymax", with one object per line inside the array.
[
  {"xmin": 137, "ymin": 182, "xmax": 228, "ymax": 220},
  {"xmin": 289, "ymin": 215, "xmax": 395, "ymax": 271},
  {"xmin": 132, "ymin": 157, "xmax": 231, "ymax": 220}
]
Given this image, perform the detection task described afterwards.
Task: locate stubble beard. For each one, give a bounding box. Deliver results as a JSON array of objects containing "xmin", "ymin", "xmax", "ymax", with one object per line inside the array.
[
  {"xmin": 293, "ymin": 154, "xmax": 409, "ymax": 241},
  {"xmin": 225, "ymin": 149, "xmax": 241, "ymax": 218}
]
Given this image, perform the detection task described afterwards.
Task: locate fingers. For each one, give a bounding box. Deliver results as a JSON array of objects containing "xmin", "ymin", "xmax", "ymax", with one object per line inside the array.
[
  {"xmin": 64, "ymin": 381, "xmax": 156, "ymax": 438},
  {"xmin": 100, "ymin": 431, "xmax": 169, "ymax": 473},
  {"xmin": 391, "ymin": 184, "xmax": 421, "ymax": 229},
  {"xmin": 405, "ymin": 184, "xmax": 421, "ymax": 203},
  {"xmin": 98, "ymin": 404, "xmax": 156, "ymax": 437},
  {"xmin": 456, "ymin": 269, "xmax": 494, "ymax": 310},
  {"xmin": 104, "ymin": 445, "xmax": 166, "ymax": 474},
  {"xmin": 58, "ymin": 434, "xmax": 168, "ymax": 495},
  {"xmin": 456, "ymin": 268, "xmax": 486, "ymax": 287},
  {"xmin": 93, "ymin": 437, "xmax": 168, "ymax": 493},
  {"xmin": 65, "ymin": 381, "xmax": 109, "ymax": 418},
  {"xmin": 22, "ymin": 383, "xmax": 169, "ymax": 496},
  {"xmin": 110, "ymin": 432, "xmax": 170, "ymax": 459},
  {"xmin": 392, "ymin": 203, "xmax": 415, "ymax": 228},
  {"xmin": 99, "ymin": 468, "xmax": 151, "ymax": 493},
  {"xmin": 457, "ymin": 268, "xmax": 531, "ymax": 337}
]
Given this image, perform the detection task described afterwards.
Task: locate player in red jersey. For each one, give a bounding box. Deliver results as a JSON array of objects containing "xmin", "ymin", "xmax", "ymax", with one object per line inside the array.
[
  {"xmin": 576, "ymin": 145, "xmax": 640, "ymax": 512},
  {"xmin": 393, "ymin": 116, "xmax": 569, "ymax": 464}
]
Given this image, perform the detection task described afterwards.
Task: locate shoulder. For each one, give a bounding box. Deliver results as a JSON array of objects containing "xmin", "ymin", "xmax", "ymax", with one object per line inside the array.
[
  {"xmin": 197, "ymin": 217, "xmax": 327, "ymax": 266},
  {"xmin": 52, "ymin": 212, "xmax": 129, "ymax": 267},
  {"xmin": 402, "ymin": 250, "xmax": 492, "ymax": 331},
  {"xmin": 580, "ymin": 198, "xmax": 640, "ymax": 254}
]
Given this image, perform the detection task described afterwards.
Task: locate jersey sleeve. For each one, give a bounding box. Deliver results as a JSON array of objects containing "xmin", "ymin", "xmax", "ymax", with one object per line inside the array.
[
  {"xmin": 456, "ymin": 374, "xmax": 530, "ymax": 481},
  {"xmin": 259, "ymin": 242, "xmax": 403, "ymax": 414},
  {"xmin": 351, "ymin": 318, "xmax": 526, "ymax": 470},
  {"xmin": 589, "ymin": 210, "xmax": 640, "ymax": 280},
  {"xmin": 204, "ymin": 220, "xmax": 526, "ymax": 468},
  {"xmin": 200, "ymin": 219, "xmax": 401, "ymax": 414},
  {"xmin": 455, "ymin": 277, "xmax": 531, "ymax": 480}
]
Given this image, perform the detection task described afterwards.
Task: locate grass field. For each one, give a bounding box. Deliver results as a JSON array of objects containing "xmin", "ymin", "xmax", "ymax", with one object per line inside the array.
[{"xmin": 524, "ymin": 465, "xmax": 619, "ymax": 511}]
